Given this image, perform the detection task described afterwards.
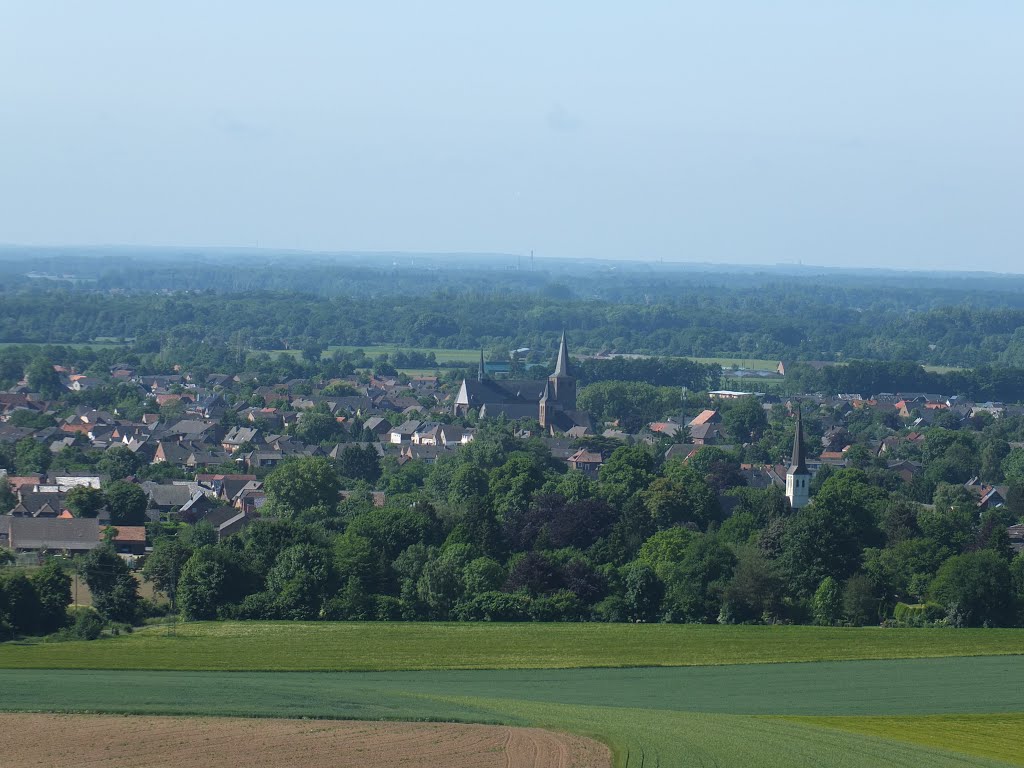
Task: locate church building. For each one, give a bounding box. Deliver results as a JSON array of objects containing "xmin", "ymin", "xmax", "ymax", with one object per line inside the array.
[{"xmin": 453, "ymin": 332, "xmax": 592, "ymax": 435}]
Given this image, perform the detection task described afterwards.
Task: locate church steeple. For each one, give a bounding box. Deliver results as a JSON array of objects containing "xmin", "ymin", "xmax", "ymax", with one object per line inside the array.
[
  {"xmin": 539, "ymin": 380, "xmax": 551, "ymax": 429},
  {"xmin": 789, "ymin": 407, "xmax": 808, "ymax": 475},
  {"xmin": 553, "ymin": 330, "xmax": 570, "ymax": 378},
  {"xmin": 786, "ymin": 406, "xmax": 810, "ymax": 509},
  {"xmin": 477, "ymin": 349, "xmax": 486, "ymax": 382},
  {"xmin": 547, "ymin": 330, "xmax": 576, "ymax": 411}
]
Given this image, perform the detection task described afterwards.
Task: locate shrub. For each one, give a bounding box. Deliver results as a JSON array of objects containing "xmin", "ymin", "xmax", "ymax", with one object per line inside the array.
[
  {"xmin": 453, "ymin": 591, "xmax": 532, "ymax": 621},
  {"xmin": 62, "ymin": 608, "xmax": 104, "ymax": 641}
]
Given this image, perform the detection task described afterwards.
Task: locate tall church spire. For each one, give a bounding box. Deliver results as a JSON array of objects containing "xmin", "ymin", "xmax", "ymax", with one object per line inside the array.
[
  {"xmin": 553, "ymin": 330, "xmax": 570, "ymax": 378},
  {"xmin": 786, "ymin": 405, "xmax": 810, "ymax": 509},
  {"xmin": 789, "ymin": 407, "xmax": 808, "ymax": 474},
  {"xmin": 477, "ymin": 349, "xmax": 485, "ymax": 382}
]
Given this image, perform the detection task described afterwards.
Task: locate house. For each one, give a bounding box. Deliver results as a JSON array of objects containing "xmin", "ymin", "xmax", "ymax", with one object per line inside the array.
[
  {"xmin": 362, "ymin": 416, "xmax": 392, "ymax": 437},
  {"xmin": 398, "ymin": 444, "xmax": 450, "ymax": 464},
  {"xmin": 142, "ymin": 482, "xmax": 203, "ymax": 517},
  {"xmin": 689, "ymin": 423, "xmax": 726, "ymax": 446},
  {"xmin": 1008, "ymin": 524, "xmax": 1024, "ymax": 555},
  {"xmin": 389, "ymin": 420, "xmax": 422, "ymax": 444},
  {"xmin": 411, "ymin": 422, "xmax": 444, "ymax": 445},
  {"xmin": 887, "ymin": 459, "xmax": 923, "ymax": 484},
  {"xmin": 8, "ymin": 491, "xmax": 67, "ymax": 518},
  {"xmin": 688, "ymin": 410, "xmax": 721, "ymax": 427},
  {"xmin": 244, "ymin": 450, "xmax": 284, "ymax": 470},
  {"xmin": 566, "ymin": 448, "xmax": 603, "ymax": 478},
  {"xmin": 106, "ymin": 525, "xmax": 147, "ymax": 556},
  {"xmin": 708, "ymin": 390, "xmax": 764, "ymax": 400},
  {"xmin": 649, "ymin": 421, "xmax": 686, "ymax": 439},
  {"xmin": 221, "ymin": 426, "xmax": 261, "ymax": 453}
]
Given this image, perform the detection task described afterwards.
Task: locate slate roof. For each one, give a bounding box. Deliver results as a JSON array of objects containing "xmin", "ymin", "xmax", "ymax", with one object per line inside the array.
[{"xmin": 2, "ymin": 517, "xmax": 102, "ymax": 551}]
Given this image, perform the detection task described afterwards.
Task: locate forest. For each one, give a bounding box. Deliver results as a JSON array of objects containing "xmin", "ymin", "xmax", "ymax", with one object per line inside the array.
[{"xmin": 4, "ymin": 248, "xmax": 1024, "ymax": 368}]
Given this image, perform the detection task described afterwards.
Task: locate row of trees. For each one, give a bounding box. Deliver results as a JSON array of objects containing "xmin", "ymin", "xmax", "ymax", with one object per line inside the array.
[{"xmin": 118, "ymin": 421, "xmax": 1024, "ymax": 629}]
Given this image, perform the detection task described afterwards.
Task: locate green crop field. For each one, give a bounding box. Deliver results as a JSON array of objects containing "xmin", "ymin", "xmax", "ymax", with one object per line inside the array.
[
  {"xmin": 782, "ymin": 714, "xmax": 1024, "ymax": 766},
  {"xmin": 0, "ymin": 341, "xmax": 127, "ymax": 349},
  {"xmin": 3, "ymin": 623, "xmax": 1023, "ymax": 765},
  {"xmin": 268, "ymin": 344, "xmax": 481, "ymax": 364},
  {"xmin": 2, "ymin": 656, "xmax": 1023, "ymax": 766},
  {"xmin": 2, "ymin": 621, "xmax": 1024, "ymax": 671}
]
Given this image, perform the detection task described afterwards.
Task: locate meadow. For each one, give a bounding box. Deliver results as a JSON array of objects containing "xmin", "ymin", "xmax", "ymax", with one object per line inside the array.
[{"xmin": 2, "ymin": 621, "xmax": 1024, "ymax": 671}]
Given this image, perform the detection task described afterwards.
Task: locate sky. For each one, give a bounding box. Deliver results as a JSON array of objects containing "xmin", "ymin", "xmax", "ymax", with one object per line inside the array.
[{"xmin": 1, "ymin": 3, "xmax": 1022, "ymax": 271}]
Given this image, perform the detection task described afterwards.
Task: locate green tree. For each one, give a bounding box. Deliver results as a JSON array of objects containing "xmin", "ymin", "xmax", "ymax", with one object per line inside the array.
[
  {"xmin": 721, "ymin": 545, "xmax": 785, "ymax": 623},
  {"xmin": 779, "ymin": 470, "xmax": 884, "ymax": 596},
  {"xmin": 723, "ymin": 397, "xmax": 769, "ymax": 443},
  {"xmin": 263, "ymin": 456, "xmax": 340, "ymax": 516},
  {"xmin": 26, "ymin": 358, "xmax": 63, "ymax": 399},
  {"xmin": 293, "ymin": 407, "xmax": 343, "ymax": 444},
  {"xmin": 930, "ymin": 550, "xmax": 1013, "ymax": 627},
  {"xmin": 1002, "ymin": 449, "xmax": 1024, "ymax": 485},
  {"xmin": 66, "ymin": 485, "xmax": 106, "ymax": 518},
  {"xmin": 78, "ymin": 545, "xmax": 139, "ymax": 623},
  {"xmin": 266, "ymin": 543, "xmax": 337, "ymax": 620},
  {"xmin": 811, "ymin": 576, "xmax": 841, "ymax": 626},
  {"xmin": 31, "ymin": 560, "xmax": 72, "ymax": 634},
  {"xmin": 14, "ymin": 438, "xmax": 51, "ymax": 475},
  {"xmin": 336, "ymin": 444, "xmax": 382, "ymax": 485},
  {"xmin": 842, "ymin": 573, "xmax": 879, "ymax": 626},
  {"xmin": 0, "ymin": 571, "xmax": 43, "ymax": 636},
  {"xmin": 645, "ymin": 462, "xmax": 720, "ymax": 530},
  {"xmin": 660, "ymin": 534, "xmax": 736, "ymax": 623},
  {"xmin": 6, "ymin": 409, "xmax": 56, "ymax": 429},
  {"xmin": 599, "ymin": 445, "xmax": 657, "ymax": 509},
  {"xmin": 96, "ymin": 446, "xmax": 143, "ymax": 481},
  {"xmin": 103, "ymin": 481, "xmax": 148, "ymax": 525},
  {"xmin": 637, "ymin": 527, "xmax": 697, "ymax": 582},
  {"xmin": 623, "ymin": 561, "xmax": 663, "ymax": 622},
  {"xmin": 177, "ymin": 546, "xmax": 253, "ymax": 620},
  {"xmin": 141, "ymin": 537, "xmax": 193, "ymax": 610}
]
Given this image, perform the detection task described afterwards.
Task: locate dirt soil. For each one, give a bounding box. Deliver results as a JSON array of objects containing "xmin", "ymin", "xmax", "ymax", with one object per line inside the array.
[{"xmin": 0, "ymin": 713, "xmax": 611, "ymax": 768}]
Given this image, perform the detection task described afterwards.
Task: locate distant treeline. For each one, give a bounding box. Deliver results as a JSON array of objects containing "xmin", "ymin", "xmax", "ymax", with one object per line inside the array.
[
  {"xmin": 3, "ymin": 286, "xmax": 1024, "ymax": 369},
  {"xmin": 788, "ymin": 361, "xmax": 1024, "ymax": 404}
]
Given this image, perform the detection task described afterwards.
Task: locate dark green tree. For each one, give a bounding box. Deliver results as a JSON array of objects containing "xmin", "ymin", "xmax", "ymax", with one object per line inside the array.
[
  {"xmin": 103, "ymin": 481, "xmax": 148, "ymax": 526},
  {"xmin": 930, "ymin": 550, "xmax": 1013, "ymax": 627},
  {"xmin": 31, "ymin": 560, "xmax": 72, "ymax": 634},
  {"xmin": 263, "ymin": 456, "xmax": 340, "ymax": 516},
  {"xmin": 66, "ymin": 485, "xmax": 106, "ymax": 518},
  {"xmin": 142, "ymin": 537, "xmax": 193, "ymax": 610},
  {"xmin": 78, "ymin": 545, "xmax": 139, "ymax": 623}
]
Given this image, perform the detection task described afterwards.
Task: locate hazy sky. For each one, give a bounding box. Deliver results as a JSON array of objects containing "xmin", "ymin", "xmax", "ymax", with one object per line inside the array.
[{"xmin": 2, "ymin": 3, "xmax": 1022, "ymax": 271}]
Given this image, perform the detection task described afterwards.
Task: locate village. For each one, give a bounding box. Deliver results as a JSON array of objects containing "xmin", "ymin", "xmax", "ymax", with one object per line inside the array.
[{"xmin": 3, "ymin": 342, "xmax": 1023, "ymax": 563}]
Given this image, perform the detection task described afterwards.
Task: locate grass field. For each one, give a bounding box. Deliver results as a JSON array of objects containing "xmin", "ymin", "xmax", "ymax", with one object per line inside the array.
[
  {"xmin": 782, "ymin": 713, "xmax": 1024, "ymax": 766},
  {"xmin": 2, "ymin": 657, "xmax": 1022, "ymax": 766},
  {"xmin": 2, "ymin": 621, "xmax": 1024, "ymax": 671},
  {"xmin": 0, "ymin": 341, "xmax": 126, "ymax": 349}
]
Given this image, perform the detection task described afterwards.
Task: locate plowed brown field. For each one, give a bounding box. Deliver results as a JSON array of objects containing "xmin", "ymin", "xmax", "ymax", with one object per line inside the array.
[{"xmin": 0, "ymin": 713, "xmax": 611, "ymax": 768}]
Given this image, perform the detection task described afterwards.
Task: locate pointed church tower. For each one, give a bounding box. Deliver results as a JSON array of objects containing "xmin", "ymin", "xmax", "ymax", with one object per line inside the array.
[
  {"xmin": 539, "ymin": 379, "xmax": 551, "ymax": 430},
  {"xmin": 477, "ymin": 349, "xmax": 486, "ymax": 382},
  {"xmin": 548, "ymin": 331, "xmax": 576, "ymax": 410},
  {"xmin": 786, "ymin": 407, "xmax": 811, "ymax": 509}
]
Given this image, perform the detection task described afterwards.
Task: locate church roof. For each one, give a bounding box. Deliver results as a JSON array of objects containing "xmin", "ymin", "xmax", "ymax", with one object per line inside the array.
[{"xmin": 461, "ymin": 379, "xmax": 548, "ymax": 406}]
